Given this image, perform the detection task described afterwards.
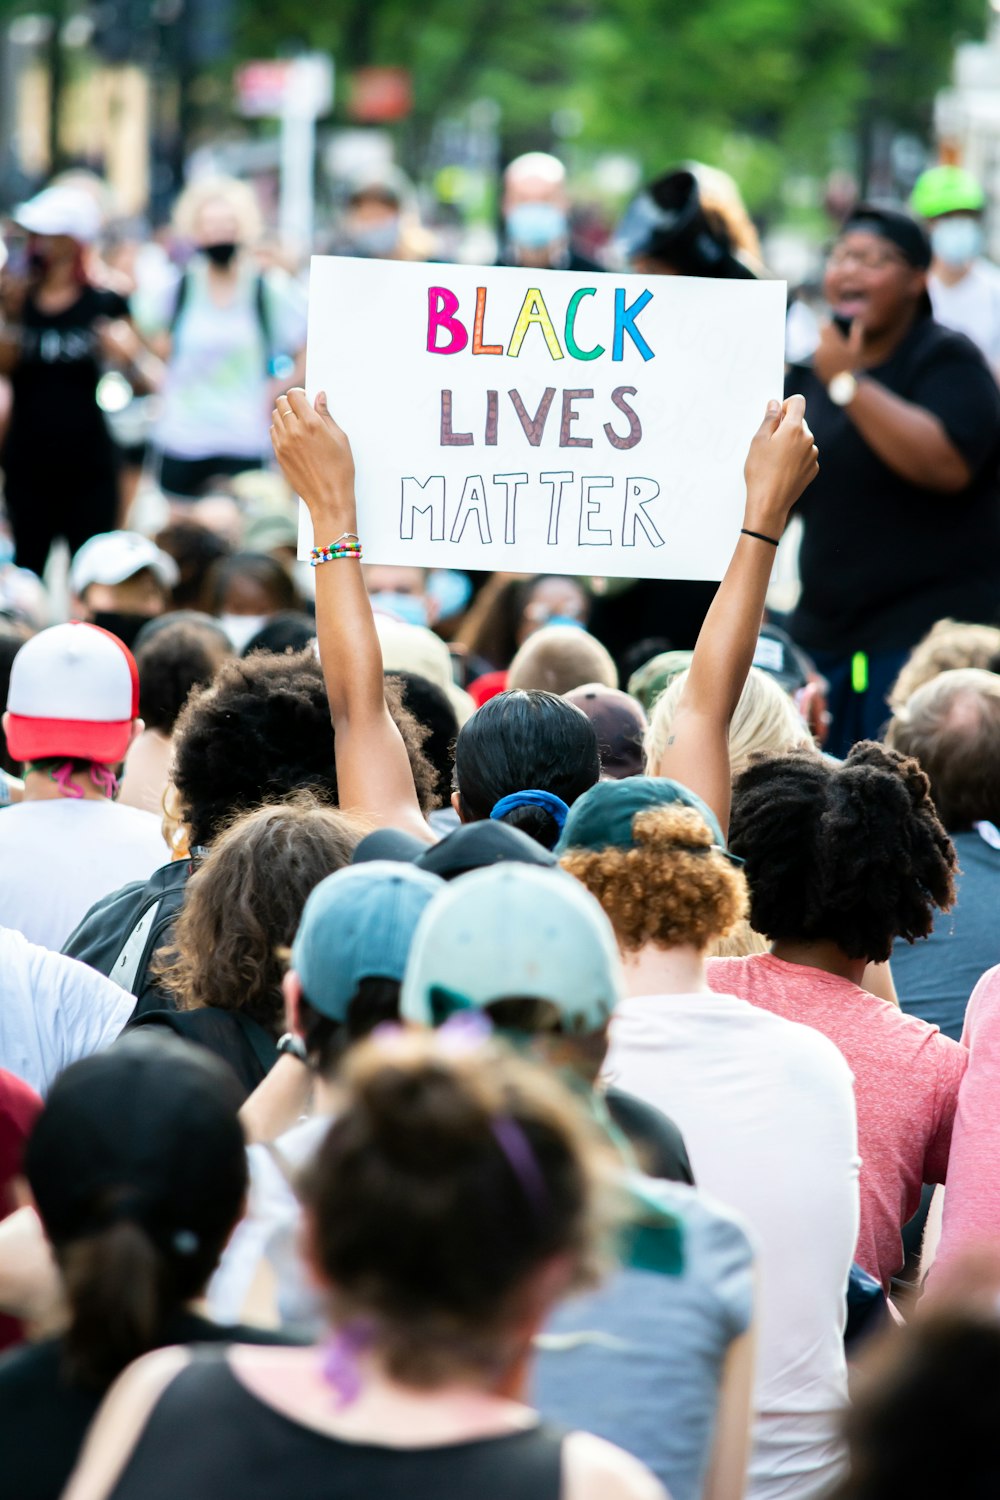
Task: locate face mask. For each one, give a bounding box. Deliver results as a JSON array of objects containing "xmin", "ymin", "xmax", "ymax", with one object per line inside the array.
[
  {"xmin": 92, "ymin": 611, "xmax": 157, "ymax": 650},
  {"xmin": 349, "ymin": 219, "xmax": 401, "ymax": 258},
  {"xmin": 218, "ymin": 613, "xmax": 269, "ymax": 653},
  {"xmin": 202, "ymin": 241, "xmax": 239, "ymax": 269},
  {"xmin": 427, "ymin": 569, "xmax": 472, "ymax": 621},
  {"xmin": 369, "ymin": 591, "xmax": 429, "ymax": 629},
  {"xmin": 931, "ymin": 216, "xmax": 984, "ymax": 269},
  {"xmin": 506, "ymin": 203, "xmax": 568, "ymax": 251}
]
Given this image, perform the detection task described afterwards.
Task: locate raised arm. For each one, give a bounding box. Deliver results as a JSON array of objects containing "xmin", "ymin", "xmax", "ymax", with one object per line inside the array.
[
  {"xmin": 656, "ymin": 396, "xmax": 819, "ymax": 835},
  {"xmin": 270, "ymin": 388, "xmax": 432, "ymax": 841}
]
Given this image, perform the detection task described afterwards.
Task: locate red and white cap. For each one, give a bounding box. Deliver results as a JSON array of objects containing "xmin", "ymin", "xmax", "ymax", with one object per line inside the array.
[{"xmin": 5, "ymin": 623, "xmax": 139, "ymax": 765}]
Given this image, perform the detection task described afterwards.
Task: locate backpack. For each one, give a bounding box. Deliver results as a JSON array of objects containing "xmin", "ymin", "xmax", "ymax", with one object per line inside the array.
[{"xmin": 62, "ymin": 858, "xmax": 194, "ymax": 1018}]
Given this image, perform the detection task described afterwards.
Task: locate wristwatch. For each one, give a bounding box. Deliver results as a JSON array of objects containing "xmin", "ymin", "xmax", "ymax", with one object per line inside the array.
[
  {"xmin": 276, "ymin": 1032, "xmax": 308, "ymax": 1063},
  {"xmin": 827, "ymin": 371, "xmax": 858, "ymax": 407}
]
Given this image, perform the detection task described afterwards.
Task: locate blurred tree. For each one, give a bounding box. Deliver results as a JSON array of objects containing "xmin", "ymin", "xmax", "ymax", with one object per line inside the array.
[{"xmin": 232, "ymin": 0, "xmax": 986, "ymax": 199}]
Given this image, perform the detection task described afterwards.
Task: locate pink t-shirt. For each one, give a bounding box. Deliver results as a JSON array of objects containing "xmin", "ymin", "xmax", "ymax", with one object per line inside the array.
[
  {"xmin": 936, "ymin": 964, "xmax": 1000, "ymax": 1269},
  {"xmin": 707, "ymin": 953, "xmax": 967, "ymax": 1289}
]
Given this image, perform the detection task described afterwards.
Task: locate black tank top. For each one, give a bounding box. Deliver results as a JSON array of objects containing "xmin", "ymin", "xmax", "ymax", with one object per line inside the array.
[{"xmin": 109, "ymin": 1348, "xmax": 565, "ymax": 1500}]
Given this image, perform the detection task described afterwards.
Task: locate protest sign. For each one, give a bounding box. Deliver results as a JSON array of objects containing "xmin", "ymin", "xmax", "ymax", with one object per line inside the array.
[{"xmin": 301, "ymin": 257, "xmax": 786, "ymax": 580}]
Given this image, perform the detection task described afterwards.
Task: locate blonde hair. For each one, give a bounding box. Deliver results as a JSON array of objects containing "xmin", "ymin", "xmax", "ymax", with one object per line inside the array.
[
  {"xmin": 508, "ymin": 625, "xmax": 617, "ymax": 696},
  {"xmin": 888, "ymin": 619, "xmax": 1000, "ymax": 712},
  {"xmin": 561, "ymin": 805, "xmax": 748, "ymax": 953},
  {"xmin": 173, "ymin": 175, "xmax": 264, "ymax": 245},
  {"xmin": 645, "ymin": 666, "xmax": 814, "ymax": 777}
]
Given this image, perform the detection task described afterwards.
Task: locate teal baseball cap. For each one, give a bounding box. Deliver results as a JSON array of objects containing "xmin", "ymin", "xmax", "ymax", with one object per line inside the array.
[
  {"xmin": 291, "ymin": 861, "xmax": 444, "ymax": 1022},
  {"xmin": 555, "ymin": 775, "xmax": 739, "ymax": 863},
  {"xmin": 400, "ymin": 864, "xmax": 623, "ymax": 1035}
]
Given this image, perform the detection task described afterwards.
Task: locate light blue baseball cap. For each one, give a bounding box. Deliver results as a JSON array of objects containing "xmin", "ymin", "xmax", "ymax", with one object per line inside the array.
[
  {"xmin": 291, "ymin": 861, "xmax": 444, "ymax": 1022},
  {"xmin": 400, "ymin": 864, "xmax": 623, "ymax": 1034}
]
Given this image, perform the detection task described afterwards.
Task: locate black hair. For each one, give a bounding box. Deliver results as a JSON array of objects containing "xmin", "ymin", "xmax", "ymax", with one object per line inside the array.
[
  {"xmin": 243, "ymin": 611, "xmax": 317, "ymax": 658},
  {"xmin": 171, "ymin": 649, "xmax": 437, "ymax": 849},
  {"xmin": 206, "ymin": 551, "xmax": 299, "ymax": 615},
  {"xmin": 154, "ymin": 522, "xmax": 232, "ymax": 611},
  {"xmin": 453, "ymin": 689, "xmax": 600, "ymax": 850},
  {"xmin": 299, "ymin": 977, "xmax": 402, "ymax": 1075},
  {"xmin": 836, "ymin": 1313, "xmax": 1000, "ymax": 1500},
  {"xmin": 729, "ymin": 741, "xmax": 957, "ymax": 963},
  {"xmin": 389, "ymin": 670, "xmax": 458, "ymax": 808},
  {"xmin": 136, "ymin": 617, "xmax": 232, "ymax": 734}
]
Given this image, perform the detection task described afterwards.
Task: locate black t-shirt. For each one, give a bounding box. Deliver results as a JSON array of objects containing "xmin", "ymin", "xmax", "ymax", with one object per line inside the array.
[
  {"xmin": 0, "ymin": 1311, "xmax": 297, "ymax": 1500},
  {"xmin": 605, "ymin": 1086, "xmax": 695, "ymax": 1185},
  {"xmin": 788, "ymin": 315, "xmax": 1000, "ymax": 656},
  {"xmin": 4, "ymin": 285, "xmax": 129, "ymax": 471}
]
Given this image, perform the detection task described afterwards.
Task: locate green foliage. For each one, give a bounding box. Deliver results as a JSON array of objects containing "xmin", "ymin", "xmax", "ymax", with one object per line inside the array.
[{"xmin": 231, "ymin": 0, "xmax": 987, "ymax": 196}]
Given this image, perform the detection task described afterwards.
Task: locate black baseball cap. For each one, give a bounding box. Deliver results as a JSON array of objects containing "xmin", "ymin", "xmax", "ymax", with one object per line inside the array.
[
  {"xmin": 352, "ymin": 819, "xmax": 558, "ymax": 880},
  {"xmin": 840, "ymin": 202, "xmax": 932, "ymax": 270},
  {"xmin": 25, "ymin": 1032, "xmax": 247, "ymax": 1257}
]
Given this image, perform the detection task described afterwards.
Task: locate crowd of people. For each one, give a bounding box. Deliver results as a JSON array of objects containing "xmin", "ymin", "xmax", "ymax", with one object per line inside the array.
[{"xmin": 1, "ymin": 149, "xmax": 1000, "ymax": 1500}]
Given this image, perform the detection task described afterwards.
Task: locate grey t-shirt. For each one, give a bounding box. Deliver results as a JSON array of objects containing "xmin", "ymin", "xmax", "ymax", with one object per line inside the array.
[
  {"xmin": 892, "ymin": 826, "xmax": 1000, "ymax": 1040},
  {"xmin": 532, "ymin": 1177, "xmax": 754, "ymax": 1500}
]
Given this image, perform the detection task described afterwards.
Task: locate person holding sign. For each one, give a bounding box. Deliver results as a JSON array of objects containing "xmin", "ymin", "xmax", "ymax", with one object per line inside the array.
[
  {"xmin": 269, "ymin": 386, "xmax": 818, "ymax": 844},
  {"xmin": 789, "ymin": 204, "xmax": 1000, "ymax": 758}
]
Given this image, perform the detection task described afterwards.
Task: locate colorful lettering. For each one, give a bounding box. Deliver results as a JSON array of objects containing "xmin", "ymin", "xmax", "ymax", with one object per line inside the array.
[
  {"xmin": 613, "ymin": 288, "xmax": 654, "ymax": 362},
  {"xmin": 472, "ymin": 287, "xmax": 503, "ymax": 355},
  {"xmin": 564, "ymin": 288, "xmax": 604, "ymax": 361},
  {"xmin": 426, "ymin": 287, "xmax": 469, "ymax": 354},
  {"xmin": 507, "ymin": 290, "xmax": 565, "ymax": 361}
]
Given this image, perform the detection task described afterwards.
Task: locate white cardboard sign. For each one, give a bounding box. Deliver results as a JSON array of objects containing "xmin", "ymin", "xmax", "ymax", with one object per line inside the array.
[{"xmin": 300, "ymin": 256, "xmax": 787, "ymax": 580}]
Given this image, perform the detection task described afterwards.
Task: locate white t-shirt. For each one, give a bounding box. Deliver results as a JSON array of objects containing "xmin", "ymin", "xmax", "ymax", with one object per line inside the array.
[
  {"xmin": 929, "ymin": 260, "xmax": 1000, "ymax": 370},
  {"xmin": 134, "ymin": 261, "xmax": 308, "ymax": 461},
  {"xmin": 0, "ymin": 926, "xmax": 136, "ymax": 1092},
  {"xmin": 606, "ymin": 990, "xmax": 860, "ymax": 1500},
  {"xmin": 0, "ymin": 799, "xmax": 167, "ymax": 952}
]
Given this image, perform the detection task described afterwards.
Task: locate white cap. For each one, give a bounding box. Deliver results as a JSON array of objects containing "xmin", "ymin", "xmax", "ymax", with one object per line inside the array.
[
  {"xmin": 13, "ymin": 184, "xmax": 103, "ymax": 244},
  {"xmin": 6, "ymin": 622, "xmax": 139, "ymax": 764},
  {"xmin": 400, "ymin": 863, "xmax": 623, "ymax": 1033},
  {"xmin": 70, "ymin": 531, "xmax": 179, "ymax": 596}
]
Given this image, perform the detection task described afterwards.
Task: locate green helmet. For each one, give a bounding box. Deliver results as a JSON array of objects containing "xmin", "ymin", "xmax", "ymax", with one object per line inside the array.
[{"xmin": 911, "ymin": 165, "xmax": 985, "ymax": 220}]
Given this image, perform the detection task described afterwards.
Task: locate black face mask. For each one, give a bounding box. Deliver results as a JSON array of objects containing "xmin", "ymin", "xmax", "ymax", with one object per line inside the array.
[
  {"xmin": 92, "ymin": 611, "xmax": 156, "ymax": 651},
  {"xmin": 202, "ymin": 241, "xmax": 239, "ymax": 269}
]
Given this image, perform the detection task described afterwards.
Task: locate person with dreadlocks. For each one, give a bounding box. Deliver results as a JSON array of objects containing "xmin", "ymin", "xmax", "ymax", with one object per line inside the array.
[
  {"xmin": 0, "ymin": 623, "xmax": 167, "ymax": 950},
  {"xmin": 707, "ymin": 743, "xmax": 966, "ymax": 1293}
]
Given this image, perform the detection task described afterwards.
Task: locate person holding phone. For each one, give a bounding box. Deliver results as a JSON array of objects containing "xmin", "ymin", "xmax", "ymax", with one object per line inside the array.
[
  {"xmin": 0, "ymin": 183, "xmax": 155, "ymax": 577},
  {"xmin": 786, "ymin": 204, "xmax": 1000, "ymax": 756}
]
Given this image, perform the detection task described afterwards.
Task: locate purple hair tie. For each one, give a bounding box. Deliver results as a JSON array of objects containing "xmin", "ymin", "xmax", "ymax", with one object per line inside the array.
[
  {"xmin": 321, "ymin": 1320, "xmax": 374, "ymax": 1407},
  {"xmin": 492, "ymin": 1115, "xmax": 549, "ymax": 1220}
]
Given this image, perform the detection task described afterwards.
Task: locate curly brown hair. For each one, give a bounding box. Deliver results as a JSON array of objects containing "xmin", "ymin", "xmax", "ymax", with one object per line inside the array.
[
  {"xmin": 561, "ymin": 805, "xmax": 748, "ymax": 952},
  {"xmin": 156, "ymin": 797, "xmax": 364, "ymax": 1035}
]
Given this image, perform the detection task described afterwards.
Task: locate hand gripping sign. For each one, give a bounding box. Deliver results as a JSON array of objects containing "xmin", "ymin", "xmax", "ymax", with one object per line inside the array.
[{"xmin": 300, "ymin": 257, "xmax": 786, "ymax": 580}]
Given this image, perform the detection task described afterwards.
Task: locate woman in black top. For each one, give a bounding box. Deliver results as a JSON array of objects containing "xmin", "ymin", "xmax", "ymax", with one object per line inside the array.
[
  {"xmin": 788, "ymin": 204, "xmax": 1000, "ymax": 757},
  {"xmin": 0, "ymin": 1032, "xmax": 295, "ymax": 1500},
  {"xmin": 0, "ymin": 184, "xmax": 153, "ymax": 575},
  {"xmin": 63, "ymin": 1031, "xmax": 664, "ymax": 1500}
]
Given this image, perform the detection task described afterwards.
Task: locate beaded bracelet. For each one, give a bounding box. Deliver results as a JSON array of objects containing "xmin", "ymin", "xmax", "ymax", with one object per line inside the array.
[{"xmin": 310, "ymin": 533, "xmax": 363, "ymax": 566}]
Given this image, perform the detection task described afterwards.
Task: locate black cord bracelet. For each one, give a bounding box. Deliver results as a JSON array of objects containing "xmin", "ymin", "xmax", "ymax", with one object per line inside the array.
[{"xmin": 740, "ymin": 527, "xmax": 780, "ymax": 547}]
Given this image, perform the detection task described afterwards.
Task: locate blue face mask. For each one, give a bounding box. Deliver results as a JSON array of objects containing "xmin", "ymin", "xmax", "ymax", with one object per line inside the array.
[
  {"xmin": 369, "ymin": 591, "xmax": 429, "ymax": 629},
  {"xmin": 931, "ymin": 216, "xmax": 984, "ymax": 269},
  {"xmin": 506, "ymin": 202, "xmax": 568, "ymax": 251}
]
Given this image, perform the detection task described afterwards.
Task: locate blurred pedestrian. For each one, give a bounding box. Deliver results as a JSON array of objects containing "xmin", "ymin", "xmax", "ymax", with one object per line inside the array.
[{"xmin": 911, "ymin": 164, "xmax": 1000, "ymax": 373}]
